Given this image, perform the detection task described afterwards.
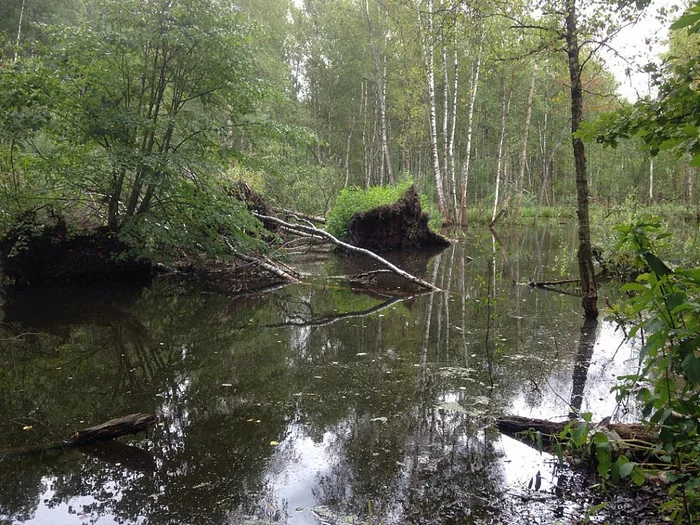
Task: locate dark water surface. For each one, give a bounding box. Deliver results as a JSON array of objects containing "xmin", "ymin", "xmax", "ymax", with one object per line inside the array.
[{"xmin": 0, "ymin": 226, "xmax": 640, "ymax": 524}]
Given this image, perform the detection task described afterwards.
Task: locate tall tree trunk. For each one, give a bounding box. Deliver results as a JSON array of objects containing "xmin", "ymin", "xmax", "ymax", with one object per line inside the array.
[
  {"xmin": 491, "ymin": 77, "xmax": 511, "ymax": 225},
  {"xmin": 687, "ymin": 165, "xmax": 696, "ymax": 206},
  {"xmin": 448, "ymin": 42, "xmax": 459, "ymax": 222},
  {"xmin": 442, "ymin": 41, "xmax": 450, "ymax": 213},
  {"xmin": 459, "ymin": 37, "xmax": 482, "ymax": 226},
  {"xmin": 419, "ymin": 0, "xmax": 446, "ymax": 217},
  {"xmin": 13, "ymin": 0, "xmax": 26, "ymax": 63},
  {"xmin": 361, "ymin": 79, "xmax": 371, "ymax": 188},
  {"xmin": 515, "ymin": 67, "xmax": 536, "ymax": 221},
  {"xmin": 565, "ymin": 0, "xmax": 598, "ymax": 319},
  {"xmin": 648, "ymin": 156, "xmax": 654, "ymax": 203},
  {"xmin": 365, "ymin": 0, "xmax": 394, "ymax": 185}
]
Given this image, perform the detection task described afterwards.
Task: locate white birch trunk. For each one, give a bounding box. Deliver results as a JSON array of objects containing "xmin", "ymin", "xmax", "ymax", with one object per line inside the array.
[
  {"xmin": 365, "ymin": 0, "xmax": 394, "ymax": 186},
  {"xmin": 515, "ymin": 67, "xmax": 536, "ymax": 220},
  {"xmin": 419, "ymin": 0, "xmax": 446, "ymax": 216},
  {"xmin": 448, "ymin": 43, "xmax": 459, "ymax": 221},
  {"xmin": 491, "ymin": 78, "xmax": 511, "ymax": 225},
  {"xmin": 459, "ymin": 37, "xmax": 482, "ymax": 226},
  {"xmin": 14, "ymin": 0, "xmax": 27, "ymax": 63}
]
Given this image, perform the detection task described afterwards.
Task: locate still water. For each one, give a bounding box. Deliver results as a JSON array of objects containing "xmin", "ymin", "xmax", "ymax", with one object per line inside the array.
[{"xmin": 0, "ymin": 226, "xmax": 640, "ymax": 524}]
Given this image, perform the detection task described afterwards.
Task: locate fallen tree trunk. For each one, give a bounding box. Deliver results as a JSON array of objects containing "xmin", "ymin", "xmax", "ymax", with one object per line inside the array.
[
  {"xmin": 233, "ymin": 252, "xmax": 301, "ymax": 283},
  {"xmin": 497, "ymin": 415, "xmax": 658, "ymax": 444},
  {"xmin": 528, "ymin": 278, "xmax": 580, "ymax": 287},
  {"xmin": 1, "ymin": 413, "xmax": 157, "ymax": 457},
  {"xmin": 276, "ymin": 208, "xmax": 327, "ymax": 225},
  {"xmin": 252, "ymin": 213, "xmax": 441, "ymax": 292}
]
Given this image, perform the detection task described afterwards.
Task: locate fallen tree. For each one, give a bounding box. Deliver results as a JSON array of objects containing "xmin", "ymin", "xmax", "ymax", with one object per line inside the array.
[
  {"xmin": 252, "ymin": 213, "xmax": 441, "ymax": 292},
  {"xmin": 496, "ymin": 415, "xmax": 658, "ymax": 444}
]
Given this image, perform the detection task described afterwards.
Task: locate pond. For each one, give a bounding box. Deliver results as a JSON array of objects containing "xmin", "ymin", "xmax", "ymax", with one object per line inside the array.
[{"xmin": 0, "ymin": 225, "xmax": 642, "ymax": 525}]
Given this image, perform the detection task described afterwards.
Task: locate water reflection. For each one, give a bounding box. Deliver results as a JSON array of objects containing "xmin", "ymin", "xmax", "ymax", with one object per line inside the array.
[{"xmin": 0, "ymin": 225, "xmax": 639, "ymax": 524}]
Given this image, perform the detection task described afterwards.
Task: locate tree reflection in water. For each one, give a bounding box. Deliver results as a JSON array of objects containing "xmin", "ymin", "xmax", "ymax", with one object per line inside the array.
[{"xmin": 0, "ymin": 225, "xmax": 639, "ymax": 524}]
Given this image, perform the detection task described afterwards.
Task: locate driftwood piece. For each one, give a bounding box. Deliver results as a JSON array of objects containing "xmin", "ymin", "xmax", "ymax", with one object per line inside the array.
[{"xmin": 252, "ymin": 213, "xmax": 441, "ymax": 292}]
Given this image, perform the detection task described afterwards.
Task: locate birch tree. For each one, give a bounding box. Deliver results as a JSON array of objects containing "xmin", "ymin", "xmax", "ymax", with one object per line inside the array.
[{"xmin": 418, "ymin": 0, "xmax": 447, "ymax": 217}]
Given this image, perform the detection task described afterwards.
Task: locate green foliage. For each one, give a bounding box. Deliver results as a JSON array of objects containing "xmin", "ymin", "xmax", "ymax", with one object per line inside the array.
[
  {"xmin": 325, "ymin": 181, "xmax": 440, "ymax": 240},
  {"xmin": 590, "ymin": 201, "xmax": 700, "ymax": 277},
  {"xmin": 117, "ymin": 177, "xmax": 267, "ymax": 264},
  {"xmin": 0, "ymin": 0, "xmax": 281, "ymax": 262},
  {"xmin": 607, "ymin": 221, "xmax": 700, "ymax": 523},
  {"xmin": 585, "ymin": 1, "xmax": 700, "ymax": 167}
]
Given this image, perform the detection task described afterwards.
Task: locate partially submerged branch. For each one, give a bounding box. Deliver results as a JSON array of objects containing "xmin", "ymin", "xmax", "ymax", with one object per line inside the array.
[{"xmin": 233, "ymin": 252, "xmax": 301, "ymax": 283}]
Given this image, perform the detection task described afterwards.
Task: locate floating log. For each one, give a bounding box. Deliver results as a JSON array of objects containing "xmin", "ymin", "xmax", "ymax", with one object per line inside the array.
[
  {"xmin": 65, "ymin": 413, "xmax": 157, "ymax": 446},
  {"xmin": 1, "ymin": 413, "xmax": 157, "ymax": 458}
]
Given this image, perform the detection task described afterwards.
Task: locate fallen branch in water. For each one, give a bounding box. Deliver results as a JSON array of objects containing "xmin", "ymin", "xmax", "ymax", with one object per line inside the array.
[
  {"xmin": 252, "ymin": 213, "xmax": 441, "ymax": 292},
  {"xmin": 228, "ymin": 246, "xmax": 301, "ymax": 284},
  {"xmin": 496, "ymin": 415, "xmax": 657, "ymax": 444}
]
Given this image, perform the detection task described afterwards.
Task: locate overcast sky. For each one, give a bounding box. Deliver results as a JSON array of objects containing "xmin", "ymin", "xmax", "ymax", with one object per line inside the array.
[{"xmin": 607, "ymin": 0, "xmax": 686, "ymax": 101}]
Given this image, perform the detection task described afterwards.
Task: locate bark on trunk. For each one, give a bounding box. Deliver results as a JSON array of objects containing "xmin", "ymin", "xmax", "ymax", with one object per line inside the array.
[{"xmin": 565, "ymin": 0, "xmax": 598, "ymax": 319}]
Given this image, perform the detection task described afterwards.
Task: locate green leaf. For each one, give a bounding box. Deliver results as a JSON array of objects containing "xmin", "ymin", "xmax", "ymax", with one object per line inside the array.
[
  {"xmin": 643, "ymin": 252, "xmax": 673, "ymax": 277},
  {"xmin": 618, "ymin": 460, "xmax": 635, "ymax": 479},
  {"xmin": 571, "ymin": 422, "xmax": 589, "ymax": 447},
  {"xmin": 631, "ymin": 466, "xmax": 646, "ymax": 486},
  {"xmin": 681, "ymin": 354, "xmax": 700, "ymax": 383},
  {"xmin": 670, "ymin": 11, "xmax": 700, "ymax": 31}
]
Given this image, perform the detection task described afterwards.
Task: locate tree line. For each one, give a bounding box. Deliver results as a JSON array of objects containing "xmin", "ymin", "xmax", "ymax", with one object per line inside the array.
[{"xmin": 0, "ymin": 0, "xmax": 697, "ymax": 261}]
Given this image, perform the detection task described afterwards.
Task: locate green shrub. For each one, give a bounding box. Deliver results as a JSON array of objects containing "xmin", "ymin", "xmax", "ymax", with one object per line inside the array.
[{"xmin": 325, "ymin": 181, "xmax": 441, "ymax": 240}]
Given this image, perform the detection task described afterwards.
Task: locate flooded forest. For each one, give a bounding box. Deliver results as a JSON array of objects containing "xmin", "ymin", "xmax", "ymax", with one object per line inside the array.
[{"xmin": 1, "ymin": 0, "xmax": 699, "ymax": 524}]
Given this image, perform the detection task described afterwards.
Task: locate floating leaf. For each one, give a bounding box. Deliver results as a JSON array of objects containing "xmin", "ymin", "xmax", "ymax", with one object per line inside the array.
[
  {"xmin": 22, "ymin": 425, "xmax": 33, "ymax": 431},
  {"xmin": 270, "ymin": 440, "xmax": 279, "ymax": 446}
]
